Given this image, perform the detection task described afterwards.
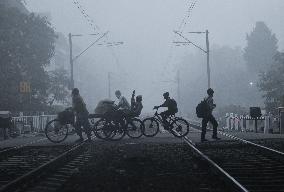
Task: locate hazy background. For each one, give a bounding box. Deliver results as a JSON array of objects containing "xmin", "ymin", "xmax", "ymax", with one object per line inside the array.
[{"xmin": 25, "ymin": 0, "xmax": 284, "ymax": 113}]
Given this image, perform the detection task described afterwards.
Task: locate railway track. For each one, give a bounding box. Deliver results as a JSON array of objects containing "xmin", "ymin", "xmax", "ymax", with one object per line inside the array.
[
  {"xmin": 0, "ymin": 137, "xmax": 48, "ymax": 156},
  {"xmin": 1, "ymin": 119, "xmax": 283, "ymax": 192},
  {"xmin": 0, "ymin": 139, "xmax": 91, "ymax": 192},
  {"xmin": 60, "ymin": 142, "xmax": 232, "ymax": 192},
  {"xmin": 182, "ymin": 120, "xmax": 284, "ymax": 192},
  {"xmin": 0, "ymin": 146, "xmax": 69, "ymax": 187}
]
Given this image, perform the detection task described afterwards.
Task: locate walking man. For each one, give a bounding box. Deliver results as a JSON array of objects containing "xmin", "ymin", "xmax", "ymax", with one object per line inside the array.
[
  {"xmin": 201, "ymin": 88, "xmax": 220, "ymax": 142},
  {"xmin": 71, "ymin": 88, "xmax": 91, "ymax": 142}
]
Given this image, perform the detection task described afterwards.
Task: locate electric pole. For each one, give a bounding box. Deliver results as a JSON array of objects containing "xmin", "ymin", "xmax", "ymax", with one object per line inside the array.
[
  {"xmin": 69, "ymin": 33, "xmax": 74, "ymax": 89},
  {"xmin": 108, "ymin": 72, "xmax": 111, "ymax": 99},
  {"xmin": 68, "ymin": 31, "xmax": 118, "ymax": 90},
  {"xmin": 173, "ymin": 30, "xmax": 211, "ymax": 89},
  {"xmin": 206, "ymin": 30, "xmax": 210, "ymax": 88},
  {"xmin": 177, "ymin": 70, "xmax": 181, "ymax": 114}
]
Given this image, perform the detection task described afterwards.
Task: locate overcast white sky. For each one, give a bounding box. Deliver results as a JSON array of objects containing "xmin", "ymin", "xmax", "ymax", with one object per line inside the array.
[
  {"xmin": 26, "ymin": 0, "xmax": 284, "ymax": 47},
  {"xmin": 25, "ymin": 0, "xmax": 284, "ymax": 110},
  {"xmin": 25, "ymin": 0, "xmax": 284, "ymax": 76}
]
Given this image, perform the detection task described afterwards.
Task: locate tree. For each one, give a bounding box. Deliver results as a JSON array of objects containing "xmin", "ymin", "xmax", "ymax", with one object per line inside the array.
[
  {"xmin": 48, "ymin": 67, "xmax": 70, "ymax": 105},
  {"xmin": 0, "ymin": 5, "xmax": 56, "ymax": 112},
  {"xmin": 258, "ymin": 52, "xmax": 284, "ymax": 113},
  {"xmin": 244, "ymin": 21, "xmax": 278, "ymax": 76}
]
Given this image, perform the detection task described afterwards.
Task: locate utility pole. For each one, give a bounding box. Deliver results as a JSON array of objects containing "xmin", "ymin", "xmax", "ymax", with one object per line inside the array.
[
  {"xmin": 108, "ymin": 72, "xmax": 111, "ymax": 99},
  {"xmin": 206, "ymin": 30, "xmax": 210, "ymax": 89},
  {"xmin": 69, "ymin": 33, "xmax": 74, "ymax": 89},
  {"xmin": 177, "ymin": 70, "xmax": 181, "ymax": 114},
  {"xmin": 68, "ymin": 31, "xmax": 114, "ymax": 90},
  {"xmin": 173, "ymin": 30, "xmax": 211, "ymax": 89}
]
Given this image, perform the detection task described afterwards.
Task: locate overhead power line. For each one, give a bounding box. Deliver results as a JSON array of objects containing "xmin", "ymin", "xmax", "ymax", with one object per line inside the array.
[
  {"xmin": 71, "ymin": 0, "xmax": 124, "ymax": 72},
  {"xmin": 178, "ymin": 0, "xmax": 198, "ymax": 34},
  {"xmin": 163, "ymin": 0, "xmax": 199, "ymax": 79},
  {"xmin": 72, "ymin": 0, "xmax": 100, "ymax": 32}
]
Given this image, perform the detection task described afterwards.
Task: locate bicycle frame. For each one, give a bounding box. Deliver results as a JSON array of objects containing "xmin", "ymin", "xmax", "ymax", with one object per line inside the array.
[
  {"xmin": 143, "ymin": 109, "xmax": 189, "ymax": 138},
  {"xmin": 152, "ymin": 109, "xmax": 176, "ymax": 128}
]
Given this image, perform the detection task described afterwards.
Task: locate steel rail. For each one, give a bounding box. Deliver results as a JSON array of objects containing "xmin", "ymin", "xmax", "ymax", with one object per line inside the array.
[
  {"xmin": 0, "ymin": 140, "xmax": 88, "ymax": 192},
  {"xmin": 185, "ymin": 118, "xmax": 284, "ymax": 156},
  {"xmin": 218, "ymin": 131, "xmax": 284, "ymax": 156},
  {"xmin": 182, "ymin": 136, "xmax": 249, "ymax": 192},
  {"xmin": 171, "ymin": 128, "xmax": 249, "ymax": 192},
  {"xmin": 179, "ymin": 118, "xmax": 284, "ymax": 192},
  {"xmin": 0, "ymin": 137, "xmax": 48, "ymax": 156}
]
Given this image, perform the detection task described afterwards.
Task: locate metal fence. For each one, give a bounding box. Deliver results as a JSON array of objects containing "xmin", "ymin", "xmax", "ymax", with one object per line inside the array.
[
  {"xmin": 225, "ymin": 113, "xmax": 280, "ymax": 134},
  {"xmin": 11, "ymin": 115, "xmax": 56, "ymax": 134}
]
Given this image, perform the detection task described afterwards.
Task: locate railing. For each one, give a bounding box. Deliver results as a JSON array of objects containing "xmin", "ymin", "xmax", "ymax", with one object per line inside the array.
[
  {"xmin": 11, "ymin": 115, "xmax": 56, "ymax": 134},
  {"xmin": 225, "ymin": 113, "xmax": 280, "ymax": 133}
]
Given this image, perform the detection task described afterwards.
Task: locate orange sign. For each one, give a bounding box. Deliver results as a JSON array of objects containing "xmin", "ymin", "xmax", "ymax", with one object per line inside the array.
[{"xmin": 19, "ymin": 81, "xmax": 31, "ymax": 93}]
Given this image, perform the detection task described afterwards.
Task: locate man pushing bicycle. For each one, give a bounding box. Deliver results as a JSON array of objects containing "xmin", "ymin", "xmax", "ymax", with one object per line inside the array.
[{"xmin": 72, "ymin": 88, "xmax": 92, "ymax": 142}]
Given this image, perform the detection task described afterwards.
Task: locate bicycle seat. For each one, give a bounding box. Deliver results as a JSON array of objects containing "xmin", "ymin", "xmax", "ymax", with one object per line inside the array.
[{"xmin": 89, "ymin": 114, "xmax": 104, "ymax": 118}]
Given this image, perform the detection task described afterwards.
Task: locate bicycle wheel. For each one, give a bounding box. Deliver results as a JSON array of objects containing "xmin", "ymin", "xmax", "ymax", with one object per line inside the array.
[
  {"xmin": 93, "ymin": 118, "xmax": 113, "ymax": 140},
  {"xmin": 45, "ymin": 119, "xmax": 69, "ymax": 143},
  {"xmin": 142, "ymin": 117, "xmax": 159, "ymax": 137},
  {"xmin": 126, "ymin": 118, "xmax": 144, "ymax": 139},
  {"xmin": 107, "ymin": 120, "xmax": 126, "ymax": 141},
  {"xmin": 170, "ymin": 118, "xmax": 189, "ymax": 138}
]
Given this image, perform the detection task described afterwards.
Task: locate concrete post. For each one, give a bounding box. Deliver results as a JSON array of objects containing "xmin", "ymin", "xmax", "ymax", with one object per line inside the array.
[
  {"xmin": 280, "ymin": 112, "xmax": 284, "ymax": 134},
  {"xmin": 240, "ymin": 116, "xmax": 245, "ymax": 132},
  {"xmin": 264, "ymin": 115, "xmax": 270, "ymax": 134},
  {"xmin": 230, "ymin": 113, "xmax": 234, "ymax": 131},
  {"xmin": 226, "ymin": 113, "xmax": 229, "ymax": 130}
]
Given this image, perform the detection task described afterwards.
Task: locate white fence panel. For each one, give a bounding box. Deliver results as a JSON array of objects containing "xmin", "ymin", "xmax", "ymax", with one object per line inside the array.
[{"xmin": 12, "ymin": 115, "xmax": 56, "ymax": 133}]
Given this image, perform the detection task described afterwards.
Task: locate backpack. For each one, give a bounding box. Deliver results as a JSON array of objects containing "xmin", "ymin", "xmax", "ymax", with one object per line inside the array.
[
  {"xmin": 168, "ymin": 98, "xmax": 178, "ymax": 113},
  {"xmin": 196, "ymin": 99, "xmax": 209, "ymax": 118}
]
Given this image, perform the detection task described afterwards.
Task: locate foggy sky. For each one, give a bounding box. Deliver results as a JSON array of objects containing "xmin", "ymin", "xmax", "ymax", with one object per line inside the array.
[{"xmin": 25, "ymin": 0, "xmax": 284, "ymax": 111}]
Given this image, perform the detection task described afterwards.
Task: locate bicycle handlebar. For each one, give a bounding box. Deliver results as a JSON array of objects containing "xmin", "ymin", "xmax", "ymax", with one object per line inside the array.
[
  {"xmin": 65, "ymin": 107, "xmax": 73, "ymax": 112},
  {"xmin": 153, "ymin": 108, "xmax": 159, "ymax": 116}
]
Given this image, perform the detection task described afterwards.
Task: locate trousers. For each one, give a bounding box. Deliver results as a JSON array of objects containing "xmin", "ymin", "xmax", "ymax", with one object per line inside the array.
[
  {"xmin": 75, "ymin": 111, "xmax": 91, "ymax": 138},
  {"xmin": 201, "ymin": 114, "xmax": 218, "ymax": 139}
]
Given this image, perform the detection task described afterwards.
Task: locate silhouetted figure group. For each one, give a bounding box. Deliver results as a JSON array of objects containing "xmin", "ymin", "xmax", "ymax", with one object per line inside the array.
[{"xmin": 70, "ymin": 87, "xmax": 220, "ymax": 143}]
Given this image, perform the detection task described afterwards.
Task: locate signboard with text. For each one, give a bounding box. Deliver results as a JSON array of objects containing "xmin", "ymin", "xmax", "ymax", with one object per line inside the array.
[{"xmin": 19, "ymin": 81, "xmax": 31, "ymax": 93}]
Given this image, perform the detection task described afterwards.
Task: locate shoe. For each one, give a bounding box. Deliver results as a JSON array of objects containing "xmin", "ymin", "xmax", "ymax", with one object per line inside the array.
[
  {"xmin": 75, "ymin": 138, "xmax": 84, "ymax": 143},
  {"xmin": 201, "ymin": 138, "xmax": 208, "ymax": 142},
  {"xmin": 212, "ymin": 136, "xmax": 221, "ymax": 140},
  {"xmin": 87, "ymin": 137, "xmax": 92, "ymax": 142}
]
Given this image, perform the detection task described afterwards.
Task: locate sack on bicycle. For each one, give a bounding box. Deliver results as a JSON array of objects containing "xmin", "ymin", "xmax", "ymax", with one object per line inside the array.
[
  {"xmin": 58, "ymin": 108, "xmax": 74, "ymax": 124},
  {"xmin": 94, "ymin": 99, "xmax": 116, "ymax": 115}
]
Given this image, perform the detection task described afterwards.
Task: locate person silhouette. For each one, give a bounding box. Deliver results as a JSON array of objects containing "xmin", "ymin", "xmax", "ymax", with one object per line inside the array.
[{"xmin": 201, "ymin": 88, "xmax": 220, "ymax": 142}]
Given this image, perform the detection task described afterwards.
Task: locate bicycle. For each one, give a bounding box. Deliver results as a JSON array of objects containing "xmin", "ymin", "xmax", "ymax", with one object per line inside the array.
[
  {"xmin": 45, "ymin": 108, "xmax": 95, "ymax": 143},
  {"xmin": 142, "ymin": 109, "xmax": 189, "ymax": 138},
  {"xmin": 93, "ymin": 111, "xmax": 144, "ymax": 141}
]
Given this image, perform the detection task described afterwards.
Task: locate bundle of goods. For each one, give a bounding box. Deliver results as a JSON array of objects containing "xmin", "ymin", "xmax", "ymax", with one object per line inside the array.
[{"xmin": 94, "ymin": 99, "xmax": 116, "ymax": 115}]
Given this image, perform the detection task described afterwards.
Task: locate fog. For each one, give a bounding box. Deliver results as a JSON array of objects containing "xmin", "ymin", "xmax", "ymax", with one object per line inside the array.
[{"xmin": 25, "ymin": 0, "xmax": 284, "ymax": 113}]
